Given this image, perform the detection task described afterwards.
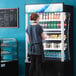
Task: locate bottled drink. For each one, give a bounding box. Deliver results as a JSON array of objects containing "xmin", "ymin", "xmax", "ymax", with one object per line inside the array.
[
  {"xmin": 45, "ymin": 22, "xmax": 48, "ymax": 28},
  {"xmin": 53, "ymin": 13, "xmax": 54, "ymax": 19},
  {"xmin": 53, "ymin": 21, "xmax": 55, "ymax": 29},
  {"xmin": 59, "ymin": 21, "xmax": 61, "ymax": 28},
  {"xmin": 53, "ymin": 13, "xmax": 56, "ymax": 19},
  {"xmin": 42, "ymin": 22, "xmax": 44, "ymax": 28},
  {"xmin": 57, "ymin": 21, "xmax": 61, "ymax": 28},
  {"xmin": 52, "ymin": 13, "xmax": 54, "ymax": 20},
  {"xmin": 48, "ymin": 22, "xmax": 50, "ymax": 29},
  {"xmin": 50, "ymin": 43, "xmax": 52, "ymax": 48},
  {"xmin": 54, "ymin": 21, "xmax": 57, "ymax": 29},
  {"xmin": 55, "ymin": 13, "xmax": 57, "ymax": 19},
  {"xmin": 48, "ymin": 13, "xmax": 49, "ymax": 20},
  {"xmin": 46, "ymin": 44, "xmax": 49, "ymax": 48},
  {"xmin": 48, "ymin": 43, "xmax": 50, "ymax": 48},
  {"xmin": 46, "ymin": 22, "xmax": 48, "ymax": 29},
  {"xmin": 45, "ymin": 13, "xmax": 46, "ymax": 20},
  {"xmin": 42, "ymin": 13, "xmax": 44, "ymax": 20},
  {"xmin": 49, "ymin": 13, "xmax": 52, "ymax": 20},
  {"xmin": 44, "ymin": 22, "xmax": 46, "ymax": 29},
  {"xmin": 58, "ymin": 13, "xmax": 60, "ymax": 19},
  {"xmin": 40, "ymin": 13, "xmax": 42, "ymax": 20},
  {"xmin": 50, "ymin": 22, "xmax": 52, "ymax": 29},
  {"xmin": 57, "ymin": 21, "xmax": 60, "ymax": 28},
  {"xmin": 51, "ymin": 21, "xmax": 53, "ymax": 29},
  {"xmin": 43, "ymin": 13, "xmax": 45, "ymax": 20},
  {"xmin": 56, "ymin": 13, "xmax": 58, "ymax": 19},
  {"xmin": 46, "ymin": 13, "xmax": 48, "ymax": 20},
  {"xmin": 64, "ymin": 21, "xmax": 67, "ymax": 28},
  {"xmin": 40, "ymin": 22, "xmax": 43, "ymax": 28},
  {"xmin": 64, "ymin": 13, "xmax": 67, "ymax": 21}
]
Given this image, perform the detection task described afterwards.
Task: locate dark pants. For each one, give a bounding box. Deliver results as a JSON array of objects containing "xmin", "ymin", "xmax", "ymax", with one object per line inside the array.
[{"xmin": 29, "ymin": 55, "xmax": 43, "ymax": 76}]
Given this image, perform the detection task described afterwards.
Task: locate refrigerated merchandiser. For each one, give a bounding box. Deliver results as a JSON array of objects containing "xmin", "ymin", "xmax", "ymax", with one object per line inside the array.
[{"xmin": 25, "ymin": 3, "xmax": 73, "ymax": 76}]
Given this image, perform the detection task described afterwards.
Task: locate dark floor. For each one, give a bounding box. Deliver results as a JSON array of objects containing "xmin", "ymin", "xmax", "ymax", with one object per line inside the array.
[{"xmin": 25, "ymin": 61, "xmax": 73, "ymax": 76}]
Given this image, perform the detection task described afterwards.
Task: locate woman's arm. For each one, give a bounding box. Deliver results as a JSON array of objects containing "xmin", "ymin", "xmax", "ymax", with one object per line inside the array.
[
  {"xmin": 26, "ymin": 33, "xmax": 30, "ymax": 44},
  {"xmin": 41, "ymin": 33, "xmax": 47, "ymax": 40}
]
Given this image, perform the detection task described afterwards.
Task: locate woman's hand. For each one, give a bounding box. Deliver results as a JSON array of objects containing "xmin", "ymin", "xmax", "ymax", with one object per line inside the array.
[{"xmin": 41, "ymin": 33, "xmax": 48, "ymax": 40}]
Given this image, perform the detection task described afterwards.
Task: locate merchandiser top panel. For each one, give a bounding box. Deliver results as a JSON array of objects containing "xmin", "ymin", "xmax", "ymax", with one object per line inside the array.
[{"xmin": 25, "ymin": 3, "xmax": 63, "ymax": 13}]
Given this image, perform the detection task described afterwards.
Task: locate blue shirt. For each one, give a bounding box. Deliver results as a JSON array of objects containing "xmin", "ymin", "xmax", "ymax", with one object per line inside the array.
[{"xmin": 26, "ymin": 24, "xmax": 43, "ymax": 55}]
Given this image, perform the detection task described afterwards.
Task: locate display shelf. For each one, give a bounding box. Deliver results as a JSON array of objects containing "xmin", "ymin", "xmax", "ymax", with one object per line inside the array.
[
  {"xmin": 44, "ymin": 48, "xmax": 66, "ymax": 50},
  {"xmin": 39, "ymin": 19, "xmax": 62, "ymax": 22},
  {"xmin": 44, "ymin": 31, "xmax": 61, "ymax": 34},
  {"xmin": 45, "ymin": 38, "xmax": 61, "ymax": 41},
  {"xmin": 45, "ymin": 38, "xmax": 66, "ymax": 41},
  {"xmin": 1, "ymin": 51, "xmax": 13, "ymax": 55},
  {"xmin": 44, "ymin": 48, "xmax": 61, "ymax": 50},
  {"xmin": 0, "ymin": 38, "xmax": 18, "ymax": 63},
  {"xmin": 1, "ymin": 52, "xmax": 17, "ymax": 55},
  {"xmin": 1, "ymin": 59, "xmax": 17, "ymax": 63},
  {"xmin": 44, "ymin": 57, "xmax": 61, "ymax": 61},
  {"xmin": 43, "ymin": 40, "xmax": 61, "ymax": 43},
  {"xmin": 43, "ymin": 29, "xmax": 61, "ymax": 31},
  {"xmin": 43, "ymin": 29, "xmax": 65, "ymax": 31},
  {"xmin": 44, "ymin": 56, "xmax": 61, "ymax": 58},
  {"xmin": 1, "ymin": 45, "xmax": 17, "ymax": 47},
  {"xmin": 30, "ymin": 19, "xmax": 63, "ymax": 23}
]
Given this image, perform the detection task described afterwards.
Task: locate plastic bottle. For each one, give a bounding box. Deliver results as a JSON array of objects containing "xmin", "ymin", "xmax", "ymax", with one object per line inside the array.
[{"xmin": 48, "ymin": 22, "xmax": 50, "ymax": 29}]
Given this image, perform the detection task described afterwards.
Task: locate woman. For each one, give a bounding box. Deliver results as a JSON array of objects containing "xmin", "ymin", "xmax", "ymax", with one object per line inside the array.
[{"xmin": 26, "ymin": 13, "xmax": 45, "ymax": 76}]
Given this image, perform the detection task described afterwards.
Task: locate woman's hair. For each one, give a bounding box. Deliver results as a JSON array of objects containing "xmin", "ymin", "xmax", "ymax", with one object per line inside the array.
[{"xmin": 30, "ymin": 13, "xmax": 39, "ymax": 21}]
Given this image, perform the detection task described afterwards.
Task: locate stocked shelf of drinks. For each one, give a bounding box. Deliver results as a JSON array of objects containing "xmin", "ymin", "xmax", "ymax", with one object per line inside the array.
[
  {"xmin": 44, "ymin": 34, "xmax": 66, "ymax": 41},
  {"xmin": 44, "ymin": 51, "xmax": 66, "ymax": 61},
  {"xmin": 43, "ymin": 43, "xmax": 67, "ymax": 50},
  {"xmin": 40, "ymin": 21, "xmax": 67, "ymax": 29},
  {"xmin": 38, "ymin": 12, "xmax": 67, "ymax": 30},
  {"xmin": 38, "ymin": 12, "xmax": 68, "ymax": 61},
  {"xmin": 30, "ymin": 12, "xmax": 67, "ymax": 30},
  {"xmin": 38, "ymin": 12, "xmax": 66, "ymax": 21}
]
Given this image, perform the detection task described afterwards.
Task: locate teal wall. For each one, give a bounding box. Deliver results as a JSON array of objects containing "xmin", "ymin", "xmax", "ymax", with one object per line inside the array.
[
  {"xmin": 25, "ymin": 0, "xmax": 76, "ymax": 76},
  {"xmin": 0, "ymin": 0, "xmax": 75, "ymax": 76},
  {"xmin": 0, "ymin": 0, "xmax": 25, "ymax": 76}
]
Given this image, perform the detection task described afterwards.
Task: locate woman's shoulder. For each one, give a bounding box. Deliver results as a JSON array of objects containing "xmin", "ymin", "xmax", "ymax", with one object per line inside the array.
[
  {"xmin": 26, "ymin": 25, "xmax": 31, "ymax": 32},
  {"xmin": 30, "ymin": 24, "xmax": 40, "ymax": 28},
  {"xmin": 28, "ymin": 24, "xmax": 41, "ymax": 29}
]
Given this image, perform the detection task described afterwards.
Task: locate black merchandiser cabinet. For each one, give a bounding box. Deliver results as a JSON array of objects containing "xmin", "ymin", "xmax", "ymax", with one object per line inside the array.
[
  {"xmin": 0, "ymin": 38, "xmax": 18, "ymax": 76},
  {"xmin": 25, "ymin": 3, "xmax": 73, "ymax": 76}
]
